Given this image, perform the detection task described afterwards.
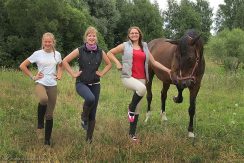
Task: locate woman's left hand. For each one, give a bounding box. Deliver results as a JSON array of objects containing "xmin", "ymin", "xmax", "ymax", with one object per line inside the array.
[{"xmin": 96, "ymin": 71, "xmax": 103, "ymax": 77}]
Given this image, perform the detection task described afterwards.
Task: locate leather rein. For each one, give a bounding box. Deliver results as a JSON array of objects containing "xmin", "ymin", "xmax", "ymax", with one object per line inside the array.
[{"xmin": 176, "ymin": 46, "xmax": 200, "ymax": 84}]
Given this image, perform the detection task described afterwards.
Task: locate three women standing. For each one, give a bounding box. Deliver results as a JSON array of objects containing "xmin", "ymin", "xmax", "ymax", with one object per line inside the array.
[{"xmin": 19, "ymin": 26, "xmax": 170, "ymax": 145}]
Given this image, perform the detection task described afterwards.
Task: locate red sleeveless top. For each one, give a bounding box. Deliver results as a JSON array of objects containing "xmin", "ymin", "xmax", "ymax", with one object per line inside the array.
[{"xmin": 132, "ymin": 49, "xmax": 146, "ymax": 79}]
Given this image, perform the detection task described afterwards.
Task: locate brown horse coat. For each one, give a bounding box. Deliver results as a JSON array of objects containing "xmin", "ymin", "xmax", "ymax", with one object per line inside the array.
[{"xmin": 146, "ymin": 29, "xmax": 205, "ymax": 137}]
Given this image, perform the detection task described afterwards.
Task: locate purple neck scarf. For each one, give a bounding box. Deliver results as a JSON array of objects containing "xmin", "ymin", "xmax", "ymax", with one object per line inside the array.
[{"xmin": 85, "ymin": 43, "xmax": 97, "ymax": 51}]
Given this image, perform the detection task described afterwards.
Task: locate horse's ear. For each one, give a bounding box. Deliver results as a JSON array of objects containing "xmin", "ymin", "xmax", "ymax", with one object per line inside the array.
[
  {"xmin": 189, "ymin": 34, "xmax": 201, "ymax": 45},
  {"xmin": 165, "ymin": 39, "xmax": 179, "ymax": 45}
]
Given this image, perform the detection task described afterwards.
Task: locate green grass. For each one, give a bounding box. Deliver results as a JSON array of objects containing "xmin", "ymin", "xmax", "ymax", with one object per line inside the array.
[{"xmin": 0, "ymin": 59, "xmax": 243, "ymax": 162}]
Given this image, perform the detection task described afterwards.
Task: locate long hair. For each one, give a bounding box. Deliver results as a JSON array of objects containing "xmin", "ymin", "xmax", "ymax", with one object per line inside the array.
[{"xmin": 127, "ymin": 26, "xmax": 143, "ymax": 50}]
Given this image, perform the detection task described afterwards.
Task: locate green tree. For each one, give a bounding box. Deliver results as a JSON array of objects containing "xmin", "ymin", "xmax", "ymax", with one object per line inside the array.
[
  {"xmin": 85, "ymin": 0, "xmax": 120, "ymax": 48},
  {"xmin": 114, "ymin": 0, "xmax": 163, "ymax": 43},
  {"xmin": 195, "ymin": 0, "xmax": 213, "ymax": 42},
  {"xmin": 164, "ymin": 0, "xmax": 200, "ymax": 39},
  {"xmin": 215, "ymin": 0, "xmax": 244, "ymax": 32},
  {"xmin": 164, "ymin": 0, "xmax": 212, "ymax": 42},
  {"xmin": 206, "ymin": 28, "xmax": 244, "ymax": 71},
  {"xmin": 133, "ymin": 0, "xmax": 164, "ymax": 41},
  {"xmin": 1, "ymin": 0, "xmax": 101, "ymax": 67}
]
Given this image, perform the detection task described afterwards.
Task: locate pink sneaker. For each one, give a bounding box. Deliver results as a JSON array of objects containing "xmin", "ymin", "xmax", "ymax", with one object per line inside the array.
[{"xmin": 128, "ymin": 110, "xmax": 135, "ymax": 122}]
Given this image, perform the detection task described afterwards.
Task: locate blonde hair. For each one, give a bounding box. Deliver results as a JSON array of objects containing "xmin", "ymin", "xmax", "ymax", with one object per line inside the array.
[
  {"xmin": 41, "ymin": 32, "xmax": 57, "ymax": 62},
  {"xmin": 41, "ymin": 32, "xmax": 56, "ymax": 50},
  {"xmin": 83, "ymin": 26, "xmax": 98, "ymax": 43}
]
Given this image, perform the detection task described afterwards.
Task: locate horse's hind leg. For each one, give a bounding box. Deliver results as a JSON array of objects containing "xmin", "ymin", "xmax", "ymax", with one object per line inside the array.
[
  {"xmin": 173, "ymin": 85, "xmax": 184, "ymax": 103},
  {"xmin": 161, "ymin": 83, "xmax": 170, "ymax": 121},
  {"xmin": 145, "ymin": 70, "xmax": 154, "ymax": 122}
]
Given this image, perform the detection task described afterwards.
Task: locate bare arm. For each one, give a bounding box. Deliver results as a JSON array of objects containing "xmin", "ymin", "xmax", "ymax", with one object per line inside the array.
[
  {"xmin": 56, "ymin": 62, "xmax": 63, "ymax": 80},
  {"xmin": 19, "ymin": 59, "xmax": 43, "ymax": 80},
  {"xmin": 62, "ymin": 49, "xmax": 81, "ymax": 78},
  {"xmin": 107, "ymin": 43, "xmax": 124, "ymax": 70},
  {"xmin": 149, "ymin": 52, "xmax": 171, "ymax": 74},
  {"xmin": 96, "ymin": 51, "xmax": 112, "ymax": 77}
]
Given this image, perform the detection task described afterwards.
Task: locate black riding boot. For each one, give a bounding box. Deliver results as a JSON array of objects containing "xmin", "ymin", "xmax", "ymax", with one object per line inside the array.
[
  {"xmin": 44, "ymin": 119, "xmax": 53, "ymax": 145},
  {"xmin": 81, "ymin": 105, "xmax": 90, "ymax": 130},
  {"xmin": 86, "ymin": 120, "xmax": 96, "ymax": 143},
  {"xmin": 129, "ymin": 92, "xmax": 143, "ymax": 116},
  {"xmin": 37, "ymin": 103, "xmax": 47, "ymax": 129},
  {"xmin": 129, "ymin": 114, "xmax": 139, "ymax": 137}
]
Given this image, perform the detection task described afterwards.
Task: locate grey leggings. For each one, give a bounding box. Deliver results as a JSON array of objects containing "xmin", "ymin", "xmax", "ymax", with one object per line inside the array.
[
  {"xmin": 35, "ymin": 83, "xmax": 57, "ymax": 120},
  {"xmin": 121, "ymin": 77, "xmax": 146, "ymax": 114}
]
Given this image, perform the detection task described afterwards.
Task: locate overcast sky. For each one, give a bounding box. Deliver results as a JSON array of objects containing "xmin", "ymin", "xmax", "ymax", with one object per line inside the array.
[{"xmin": 152, "ymin": 0, "xmax": 225, "ymax": 14}]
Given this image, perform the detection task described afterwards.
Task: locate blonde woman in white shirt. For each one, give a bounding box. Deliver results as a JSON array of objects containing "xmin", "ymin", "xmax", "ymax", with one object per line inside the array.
[{"xmin": 19, "ymin": 32, "xmax": 63, "ymax": 146}]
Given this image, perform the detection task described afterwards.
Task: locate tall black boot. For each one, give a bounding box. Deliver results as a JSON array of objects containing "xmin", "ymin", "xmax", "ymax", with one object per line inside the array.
[
  {"xmin": 129, "ymin": 114, "xmax": 139, "ymax": 137},
  {"xmin": 44, "ymin": 119, "xmax": 53, "ymax": 145},
  {"xmin": 37, "ymin": 103, "xmax": 47, "ymax": 129},
  {"xmin": 129, "ymin": 92, "xmax": 143, "ymax": 115},
  {"xmin": 86, "ymin": 120, "xmax": 96, "ymax": 143},
  {"xmin": 81, "ymin": 105, "xmax": 90, "ymax": 130}
]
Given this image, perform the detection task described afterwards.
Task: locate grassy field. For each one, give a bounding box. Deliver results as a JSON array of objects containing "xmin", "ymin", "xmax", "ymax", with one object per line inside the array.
[{"xmin": 0, "ymin": 58, "xmax": 243, "ymax": 162}]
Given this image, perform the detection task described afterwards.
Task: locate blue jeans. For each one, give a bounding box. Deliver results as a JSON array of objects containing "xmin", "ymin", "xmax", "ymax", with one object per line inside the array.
[{"xmin": 76, "ymin": 82, "xmax": 100, "ymax": 121}]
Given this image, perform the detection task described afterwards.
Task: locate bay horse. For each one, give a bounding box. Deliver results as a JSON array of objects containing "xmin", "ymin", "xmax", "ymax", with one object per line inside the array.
[{"xmin": 145, "ymin": 29, "xmax": 205, "ymax": 137}]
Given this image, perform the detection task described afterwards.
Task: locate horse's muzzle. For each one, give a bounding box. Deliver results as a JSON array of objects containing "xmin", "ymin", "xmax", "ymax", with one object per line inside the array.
[{"xmin": 176, "ymin": 77, "xmax": 196, "ymax": 88}]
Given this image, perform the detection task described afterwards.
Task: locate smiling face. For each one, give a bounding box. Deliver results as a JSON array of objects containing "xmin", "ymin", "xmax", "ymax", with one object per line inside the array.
[
  {"xmin": 127, "ymin": 26, "xmax": 143, "ymax": 43},
  {"xmin": 42, "ymin": 36, "xmax": 54, "ymax": 52},
  {"xmin": 83, "ymin": 26, "xmax": 98, "ymax": 45},
  {"xmin": 86, "ymin": 32, "xmax": 97, "ymax": 45},
  {"xmin": 128, "ymin": 28, "xmax": 140, "ymax": 42},
  {"xmin": 41, "ymin": 33, "xmax": 56, "ymax": 52}
]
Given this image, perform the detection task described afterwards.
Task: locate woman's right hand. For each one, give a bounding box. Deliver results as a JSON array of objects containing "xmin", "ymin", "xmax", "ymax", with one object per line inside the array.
[
  {"xmin": 72, "ymin": 71, "xmax": 82, "ymax": 78},
  {"xmin": 34, "ymin": 72, "xmax": 44, "ymax": 80}
]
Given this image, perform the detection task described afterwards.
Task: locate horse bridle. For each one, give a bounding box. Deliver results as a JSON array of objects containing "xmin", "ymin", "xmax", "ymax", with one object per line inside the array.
[{"xmin": 176, "ymin": 46, "xmax": 200, "ymax": 84}]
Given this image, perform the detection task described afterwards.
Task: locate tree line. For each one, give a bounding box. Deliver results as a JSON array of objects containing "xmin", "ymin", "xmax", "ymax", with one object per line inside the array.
[{"xmin": 0, "ymin": 0, "xmax": 244, "ymax": 69}]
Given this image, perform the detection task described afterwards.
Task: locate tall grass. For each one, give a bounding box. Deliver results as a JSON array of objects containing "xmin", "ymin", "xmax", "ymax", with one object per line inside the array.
[{"xmin": 0, "ymin": 59, "xmax": 243, "ymax": 162}]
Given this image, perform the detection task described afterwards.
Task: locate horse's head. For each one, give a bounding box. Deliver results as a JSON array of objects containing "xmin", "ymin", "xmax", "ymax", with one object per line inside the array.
[{"xmin": 166, "ymin": 30, "xmax": 203, "ymax": 88}]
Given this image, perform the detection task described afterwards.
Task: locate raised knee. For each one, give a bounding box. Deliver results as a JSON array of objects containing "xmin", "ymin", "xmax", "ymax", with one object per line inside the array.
[
  {"xmin": 39, "ymin": 98, "xmax": 48, "ymax": 105},
  {"xmin": 138, "ymin": 85, "xmax": 146, "ymax": 96}
]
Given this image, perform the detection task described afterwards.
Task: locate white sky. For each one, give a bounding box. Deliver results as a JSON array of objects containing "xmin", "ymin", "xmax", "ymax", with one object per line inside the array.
[{"xmin": 152, "ymin": 0, "xmax": 225, "ymax": 14}]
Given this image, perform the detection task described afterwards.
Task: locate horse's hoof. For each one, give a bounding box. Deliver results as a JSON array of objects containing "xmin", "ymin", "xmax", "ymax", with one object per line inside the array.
[
  {"xmin": 161, "ymin": 112, "xmax": 168, "ymax": 121},
  {"xmin": 188, "ymin": 132, "xmax": 195, "ymax": 138},
  {"xmin": 173, "ymin": 96, "xmax": 183, "ymax": 103},
  {"xmin": 144, "ymin": 111, "xmax": 151, "ymax": 123}
]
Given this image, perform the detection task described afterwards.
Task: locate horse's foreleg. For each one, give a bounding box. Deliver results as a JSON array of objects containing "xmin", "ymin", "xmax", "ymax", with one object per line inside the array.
[
  {"xmin": 188, "ymin": 84, "xmax": 200, "ymax": 138},
  {"xmin": 145, "ymin": 71, "xmax": 154, "ymax": 122},
  {"xmin": 173, "ymin": 85, "xmax": 184, "ymax": 103},
  {"xmin": 161, "ymin": 83, "xmax": 170, "ymax": 121}
]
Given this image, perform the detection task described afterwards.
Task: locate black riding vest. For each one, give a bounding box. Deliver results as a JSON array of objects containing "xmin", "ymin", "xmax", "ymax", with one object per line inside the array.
[{"xmin": 76, "ymin": 45, "xmax": 102, "ymax": 84}]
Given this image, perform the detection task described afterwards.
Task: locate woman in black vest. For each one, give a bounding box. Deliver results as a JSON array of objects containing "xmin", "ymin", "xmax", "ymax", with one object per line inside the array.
[{"xmin": 63, "ymin": 26, "xmax": 111, "ymax": 143}]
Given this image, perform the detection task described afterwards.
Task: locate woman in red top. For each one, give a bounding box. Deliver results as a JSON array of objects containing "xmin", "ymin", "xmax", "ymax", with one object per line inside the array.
[{"xmin": 107, "ymin": 26, "xmax": 171, "ymax": 142}]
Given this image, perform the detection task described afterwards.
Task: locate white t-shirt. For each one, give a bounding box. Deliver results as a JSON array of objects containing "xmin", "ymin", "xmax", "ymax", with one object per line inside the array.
[{"xmin": 28, "ymin": 49, "xmax": 62, "ymax": 86}]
